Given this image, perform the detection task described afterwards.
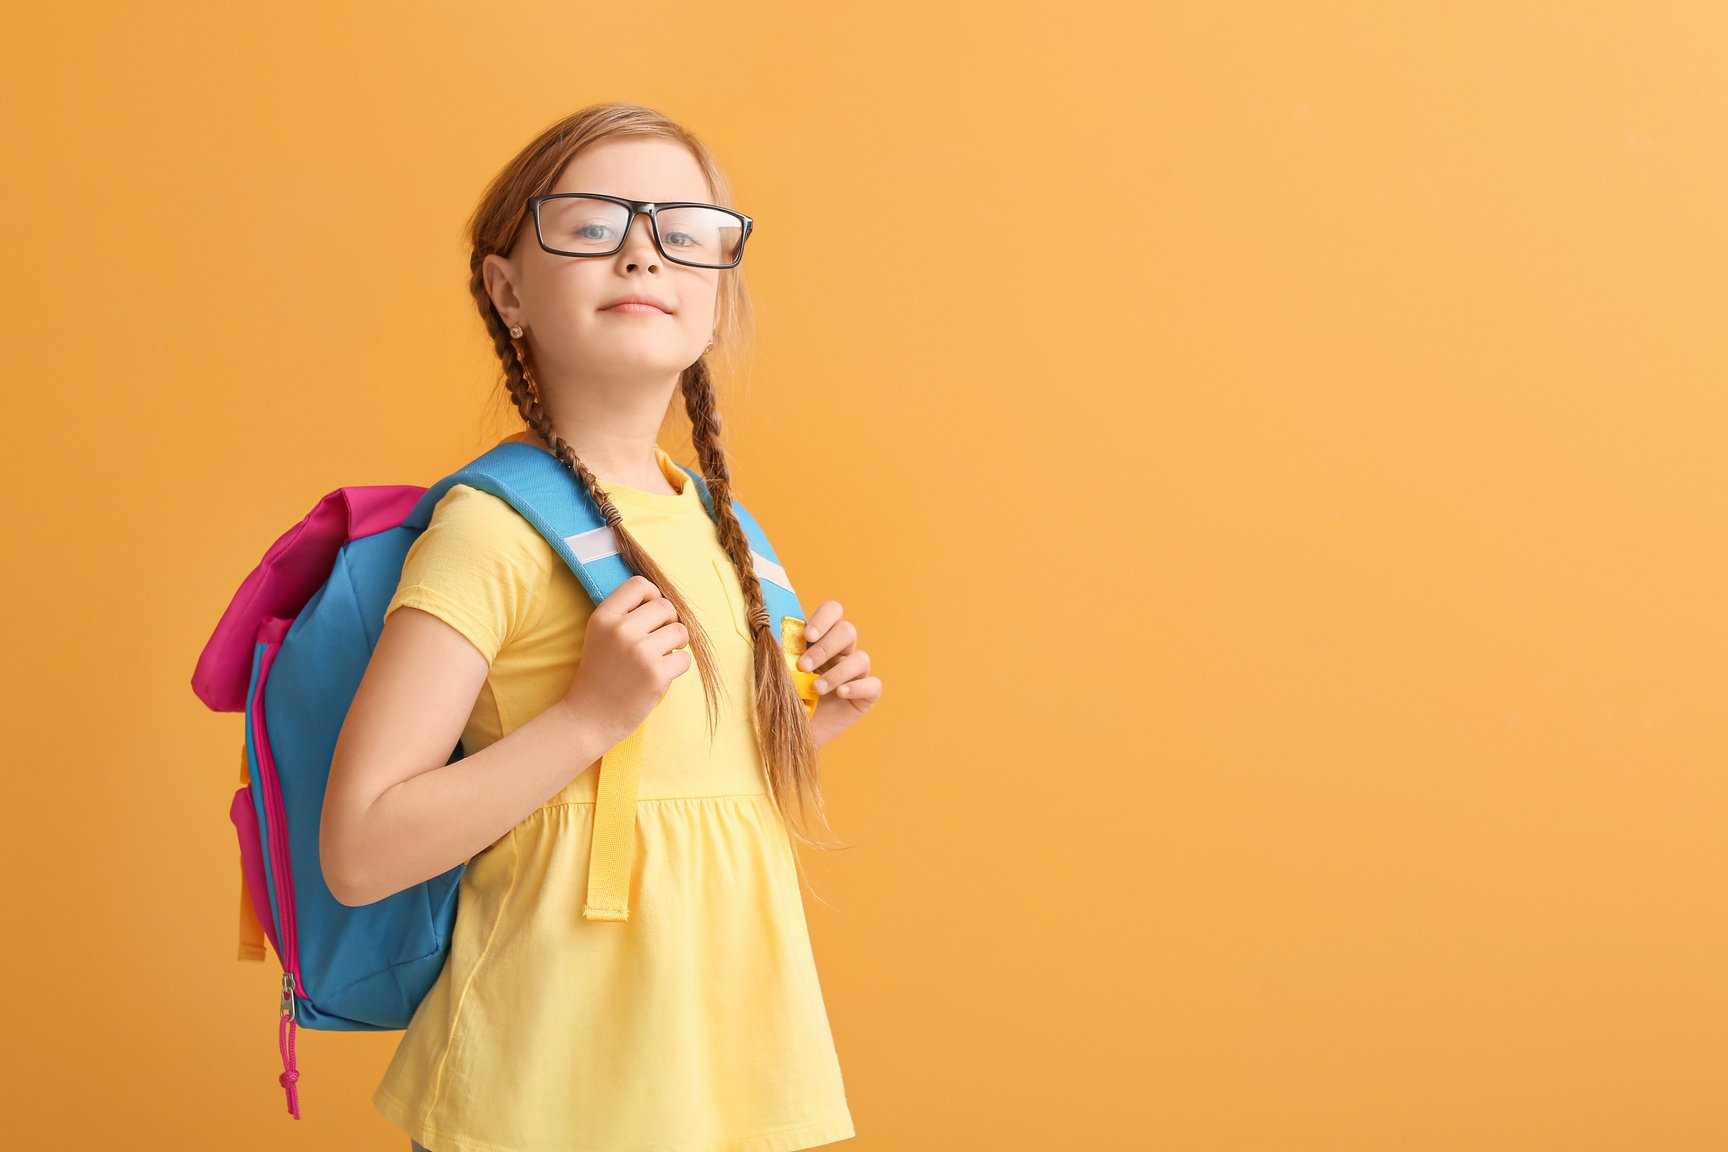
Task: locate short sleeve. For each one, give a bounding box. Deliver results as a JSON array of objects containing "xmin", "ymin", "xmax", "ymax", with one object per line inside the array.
[{"xmin": 385, "ymin": 484, "xmax": 552, "ymax": 664}]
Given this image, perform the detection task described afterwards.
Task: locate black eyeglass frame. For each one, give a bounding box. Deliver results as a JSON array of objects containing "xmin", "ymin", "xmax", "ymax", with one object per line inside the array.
[{"xmin": 527, "ymin": 193, "xmax": 754, "ymax": 269}]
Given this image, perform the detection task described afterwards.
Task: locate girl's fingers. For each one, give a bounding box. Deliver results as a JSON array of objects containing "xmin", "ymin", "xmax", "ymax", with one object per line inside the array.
[
  {"xmin": 799, "ymin": 617, "xmax": 857, "ymax": 672},
  {"xmin": 803, "ymin": 600, "xmax": 842, "ymax": 644},
  {"xmin": 812, "ymin": 650, "xmax": 870, "ymax": 694},
  {"xmin": 831, "ymin": 675, "xmax": 881, "ymax": 703}
]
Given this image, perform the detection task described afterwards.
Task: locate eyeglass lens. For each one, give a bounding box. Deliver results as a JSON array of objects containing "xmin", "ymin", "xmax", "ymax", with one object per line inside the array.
[{"xmin": 538, "ymin": 196, "xmax": 744, "ymax": 267}]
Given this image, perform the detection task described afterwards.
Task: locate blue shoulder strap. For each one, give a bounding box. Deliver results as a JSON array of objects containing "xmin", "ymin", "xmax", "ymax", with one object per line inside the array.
[{"xmin": 403, "ymin": 441, "xmax": 806, "ymax": 646}]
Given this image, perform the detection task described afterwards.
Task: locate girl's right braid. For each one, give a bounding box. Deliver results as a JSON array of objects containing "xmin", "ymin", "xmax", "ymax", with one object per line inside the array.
[{"xmin": 681, "ymin": 356, "xmax": 837, "ymax": 849}]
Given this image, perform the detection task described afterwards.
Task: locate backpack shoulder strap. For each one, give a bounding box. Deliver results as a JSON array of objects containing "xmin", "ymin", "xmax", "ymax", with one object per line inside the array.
[
  {"xmin": 405, "ymin": 440, "xmax": 621, "ymax": 610},
  {"xmin": 406, "ymin": 442, "xmax": 809, "ymax": 648}
]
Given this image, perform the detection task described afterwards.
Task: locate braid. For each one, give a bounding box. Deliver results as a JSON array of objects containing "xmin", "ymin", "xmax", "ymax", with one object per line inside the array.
[{"xmin": 682, "ymin": 357, "xmax": 841, "ymax": 852}]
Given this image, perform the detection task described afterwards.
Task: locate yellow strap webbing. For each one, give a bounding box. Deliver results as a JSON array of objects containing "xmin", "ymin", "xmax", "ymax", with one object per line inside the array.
[{"xmin": 583, "ymin": 724, "xmax": 644, "ymax": 921}]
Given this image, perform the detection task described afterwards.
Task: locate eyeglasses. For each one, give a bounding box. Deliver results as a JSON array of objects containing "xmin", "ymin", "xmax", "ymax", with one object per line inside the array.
[{"xmin": 527, "ymin": 193, "xmax": 754, "ymax": 269}]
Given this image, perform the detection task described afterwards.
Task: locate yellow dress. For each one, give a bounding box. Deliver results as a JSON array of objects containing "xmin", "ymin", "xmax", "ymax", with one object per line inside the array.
[{"xmin": 370, "ymin": 435, "xmax": 855, "ymax": 1152}]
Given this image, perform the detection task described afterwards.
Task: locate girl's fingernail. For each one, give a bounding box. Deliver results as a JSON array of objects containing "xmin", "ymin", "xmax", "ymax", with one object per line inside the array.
[{"xmin": 814, "ymin": 679, "xmax": 828, "ymax": 692}]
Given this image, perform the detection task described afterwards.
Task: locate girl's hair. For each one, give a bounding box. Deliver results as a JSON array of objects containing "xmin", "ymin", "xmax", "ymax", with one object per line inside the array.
[{"xmin": 463, "ymin": 102, "xmax": 845, "ymax": 859}]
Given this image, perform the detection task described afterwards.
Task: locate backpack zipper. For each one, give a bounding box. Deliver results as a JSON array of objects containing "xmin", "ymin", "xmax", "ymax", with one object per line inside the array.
[{"xmin": 250, "ymin": 622, "xmax": 308, "ymax": 1118}]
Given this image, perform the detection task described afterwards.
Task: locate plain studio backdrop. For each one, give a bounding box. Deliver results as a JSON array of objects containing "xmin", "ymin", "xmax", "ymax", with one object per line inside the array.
[{"xmin": 3, "ymin": 2, "xmax": 1726, "ymax": 1148}]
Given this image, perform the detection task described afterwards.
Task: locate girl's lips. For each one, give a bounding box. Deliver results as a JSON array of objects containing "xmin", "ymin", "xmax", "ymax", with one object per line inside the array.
[{"xmin": 603, "ymin": 302, "xmax": 668, "ymax": 314}]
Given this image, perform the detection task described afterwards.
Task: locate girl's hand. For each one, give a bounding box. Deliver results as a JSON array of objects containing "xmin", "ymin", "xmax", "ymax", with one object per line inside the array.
[
  {"xmin": 562, "ymin": 575, "xmax": 691, "ymax": 747},
  {"xmin": 796, "ymin": 599, "xmax": 881, "ymax": 748}
]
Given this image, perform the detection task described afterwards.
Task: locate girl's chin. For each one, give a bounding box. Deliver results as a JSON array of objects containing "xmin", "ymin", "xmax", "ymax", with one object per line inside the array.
[{"xmin": 557, "ymin": 348, "xmax": 700, "ymax": 375}]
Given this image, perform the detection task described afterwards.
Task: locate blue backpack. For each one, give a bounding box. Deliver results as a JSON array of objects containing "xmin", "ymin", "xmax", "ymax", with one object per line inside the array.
[{"xmin": 190, "ymin": 440, "xmax": 818, "ymax": 1118}]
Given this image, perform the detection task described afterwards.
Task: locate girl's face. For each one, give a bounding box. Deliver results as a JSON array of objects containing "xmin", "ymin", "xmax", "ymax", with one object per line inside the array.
[{"xmin": 486, "ymin": 136, "xmax": 723, "ymax": 390}]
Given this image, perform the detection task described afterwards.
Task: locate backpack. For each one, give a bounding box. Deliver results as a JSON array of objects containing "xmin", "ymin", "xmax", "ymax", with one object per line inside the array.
[{"xmin": 190, "ymin": 439, "xmax": 819, "ymax": 1119}]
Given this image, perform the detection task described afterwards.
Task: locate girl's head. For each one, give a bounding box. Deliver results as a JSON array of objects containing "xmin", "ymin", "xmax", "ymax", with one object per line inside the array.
[
  {"xmin": 463, "ymin": 103, "xmax": 840, "ymax": 853},
  {"xmin": 477, "ymin": 124, "xmax": 749, "ymax": 404}
]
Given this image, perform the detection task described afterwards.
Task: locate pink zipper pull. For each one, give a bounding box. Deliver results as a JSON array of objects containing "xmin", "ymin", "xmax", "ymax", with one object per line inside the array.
[{"xmin": 278, "ymin": 972, "xmax": 302, "ymax": 1118}]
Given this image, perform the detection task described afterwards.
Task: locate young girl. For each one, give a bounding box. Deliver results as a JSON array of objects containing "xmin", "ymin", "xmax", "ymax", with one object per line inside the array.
[{"xmin": 320, "ymin": 103, "xmax": 882, "ymax": 1152}]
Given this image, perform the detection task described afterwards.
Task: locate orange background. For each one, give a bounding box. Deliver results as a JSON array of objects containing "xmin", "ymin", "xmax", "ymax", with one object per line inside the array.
[{"xmin": 4, "ymin": 1, "xmax": 1726, "ymax": 1148}]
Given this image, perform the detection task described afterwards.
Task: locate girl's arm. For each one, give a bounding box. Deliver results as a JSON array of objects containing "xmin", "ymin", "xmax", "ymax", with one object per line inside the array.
[{"xmin": 320, "ymin": 605, "xmax": 609, "ymax": 907}]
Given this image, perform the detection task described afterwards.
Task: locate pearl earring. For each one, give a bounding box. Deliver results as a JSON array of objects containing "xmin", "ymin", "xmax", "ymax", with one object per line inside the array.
[{"xmin": 509, "ymin": 323, "xmax": 524, "ymax": 338}]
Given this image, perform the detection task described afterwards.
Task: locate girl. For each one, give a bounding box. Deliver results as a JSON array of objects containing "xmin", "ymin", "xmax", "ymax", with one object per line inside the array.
[{"xmin": 320, "ymin": 103, "xmax": 882, "ymax": 1152}]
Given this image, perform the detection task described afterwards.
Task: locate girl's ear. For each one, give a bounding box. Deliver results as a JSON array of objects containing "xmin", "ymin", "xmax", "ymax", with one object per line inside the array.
[{"xmin": 480, "ymin": 253, "xmax": 524, "ymax": 323}]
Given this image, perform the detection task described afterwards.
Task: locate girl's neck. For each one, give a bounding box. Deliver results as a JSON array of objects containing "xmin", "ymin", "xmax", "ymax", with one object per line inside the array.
[{"xmin": 503, "ymin": 429, "xmax": 678, "ymax": 496}]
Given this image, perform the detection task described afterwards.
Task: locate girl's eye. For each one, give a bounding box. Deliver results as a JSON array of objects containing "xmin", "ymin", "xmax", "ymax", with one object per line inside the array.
[
  {"xmin": 663, "ymin": 231, "xmax": 695, "ymax": 248},
  {"xmin": 576, "ymin": 224, "xmax": 615, "ymax": 241}
]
